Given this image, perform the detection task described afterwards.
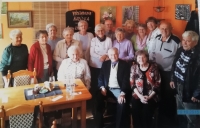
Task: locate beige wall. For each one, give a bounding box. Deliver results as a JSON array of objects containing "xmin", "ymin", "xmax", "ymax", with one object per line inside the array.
[{"xmin": 0, "ymin": 2, "xmax": 34, "ymax": 59}]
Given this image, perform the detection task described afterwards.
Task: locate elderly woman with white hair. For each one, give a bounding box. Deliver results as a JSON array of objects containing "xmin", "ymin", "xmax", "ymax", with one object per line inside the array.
[
  {"xmin": 46, "ymin": 23, "xmax": 63, "ymax": 80},
  {"xmin": 89, "ymin": 23, "xmax": 112, "ymax": 106},
  {"xmin": 73, "ymin": 20, "xmax": 94, "ymax": 62},
  {"xmin": 53, "ymin": 27, "xmax": 83, "ymax": 70},
  {"xmin": 57, "ymin": 46, "xmax": 91, "ymax": 89},
  {"xmin": 0, "ymin": 29, "xmax": 28, "ymax": 87}
]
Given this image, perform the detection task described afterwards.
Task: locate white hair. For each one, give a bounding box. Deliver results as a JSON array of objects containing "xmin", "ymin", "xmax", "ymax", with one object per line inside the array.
[
  {"xmin": 46, "ymin": 23, "xmax": 57, "ymax": 32},
  {"xmin": 182, "ymin": 31, "xmax": 199, "ymax": 42},
  {"xmin": 108, "ymin": 47, "xmax": 118, "ymax": 55},
  {"xmin": 9, "ymin": 29, "xmax": 22, "ymax": 39},
  {"xmin": 78, "ymin": 20, "xmax": 88, "ymax": 27},
  {"xmin": 67, "ymin": 46, "xmax": 80, "ymax": 57},
  {"xmin": 63, "ymin": 27, "xmax": 74, "ymax": 36},
  {"xmin": 94, "ymin": 24, "xmax": 105, "ymax": 34}
]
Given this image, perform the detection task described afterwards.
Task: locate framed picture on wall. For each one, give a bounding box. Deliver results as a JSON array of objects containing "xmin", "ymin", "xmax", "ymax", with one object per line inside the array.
[
  {"xmin": 0, "ymin": 24, "xmax": 2, "ymax": 39},
  {"xmin": 122, "ymin": 6, "xmax": 139, "ymax": 26},
  {"xmin": 175, "ymin": 4, "xmax": 190, "ymax": 21},
  {"xmin": 1, "ymin": 2, "xmax": 7, "ymax": 14},
  {"xmin": 7, "ymin": 11, "xmax": 33, "ymax": 28},
  {"xmin": 100, "ymin": 6, "xmax": 116, "ymax": 25}
]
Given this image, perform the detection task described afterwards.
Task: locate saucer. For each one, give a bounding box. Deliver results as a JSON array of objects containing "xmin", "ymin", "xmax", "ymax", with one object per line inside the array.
[{"xmin": 39, "ymin": 88, "xmax": 48, "ymax": 94}]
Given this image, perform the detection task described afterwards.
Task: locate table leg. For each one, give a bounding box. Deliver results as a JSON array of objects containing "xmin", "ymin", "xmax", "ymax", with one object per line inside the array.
[
  {"xmin": 81, "ymin": 101, "xmax": 86, "ymax": 128},
  {"xmin": 72, "ymin": 107, "xmax": 77, "ymax": 128}
]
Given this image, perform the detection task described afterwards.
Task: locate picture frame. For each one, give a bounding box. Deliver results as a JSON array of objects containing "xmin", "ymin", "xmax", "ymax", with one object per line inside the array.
[
  {"xmin": 100, "ymin": 6, "xmax": 116, "ymax": 25},
  {"xmin": 122, "ymin": 6, "xmax": 139, "ymax": 26},
  {"xmin": 175, "ymin": 4, "xmax": 190, "ymax": 21},
  {"xmin": 7, "ymin": 11, "xmax": 33, "ymax": 28},
  {"xmin": 1, "ymin": 2, "xmax": 7, "ymax": 14},
  {"xmin": 0, "ymin": 24, "xmax": 3, "ymax": 39}
]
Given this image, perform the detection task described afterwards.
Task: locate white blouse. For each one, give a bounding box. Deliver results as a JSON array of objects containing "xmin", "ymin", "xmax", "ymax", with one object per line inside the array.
[
  {"xmin": 146, "ymin": 27, "xmax": 161, "ymax": 53},
  {"xmin": 57, "ymin": 58, "xmax": 91, "ymax": 89},
  {"xmin": 89, "ymin": 37, "xmax": 112, "ymax": 68}
]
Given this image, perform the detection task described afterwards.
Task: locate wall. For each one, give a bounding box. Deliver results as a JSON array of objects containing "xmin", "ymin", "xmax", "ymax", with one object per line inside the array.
[
  {"xmin": 0, "ymin": 0, "xmax": 195, "ymax": 58},
  {"xmin": 69, "ymin": 0, "xmax": 195, "ymax": 38},
  {"xmin": 0, "ymin": 2, "xmax": 33, "ymax": 59}
]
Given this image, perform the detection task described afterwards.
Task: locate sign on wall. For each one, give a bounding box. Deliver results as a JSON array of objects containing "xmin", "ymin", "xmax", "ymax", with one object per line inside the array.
[{"xmin": 66, "ymin": 9, "xmax": 95, "ymax": 34}]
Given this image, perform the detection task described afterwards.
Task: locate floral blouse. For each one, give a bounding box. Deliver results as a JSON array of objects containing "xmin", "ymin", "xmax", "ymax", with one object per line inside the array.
[
  {"xmin": 57, "ymin": 58, "xmax": 91, "ymax": 89},
  {"xmin": 130, "ymin": 62, "xmax": 161, "ymax": 101}
]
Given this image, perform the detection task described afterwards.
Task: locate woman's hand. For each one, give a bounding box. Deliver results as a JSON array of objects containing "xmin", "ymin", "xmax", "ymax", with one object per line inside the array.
[
  {"xmin": 100, "ymin": 55, "xmax": 108, "ymax": 62},
  {"xmin": 139, "ymin": 95, "xmax": 148, "ymax": 104}
]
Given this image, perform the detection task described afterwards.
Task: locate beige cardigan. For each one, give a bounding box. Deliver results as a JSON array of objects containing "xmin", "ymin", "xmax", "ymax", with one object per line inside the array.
[
  {"xmin": 53, "ymin": 39, "xmax": 82, "ymax": 70},
  {"xmin": 73, "ymin": 32, "xmax": 94, "ymax": 62}
]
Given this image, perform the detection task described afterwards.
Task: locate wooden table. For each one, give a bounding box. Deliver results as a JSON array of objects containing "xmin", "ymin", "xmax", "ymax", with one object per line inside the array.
[{"xmin": 0, "ymin": 79, "xmax": 92, "ymax": 128}]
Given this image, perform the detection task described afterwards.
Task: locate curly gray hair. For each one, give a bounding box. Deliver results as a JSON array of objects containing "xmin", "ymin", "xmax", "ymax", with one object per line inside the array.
[
  {"xmin": 9, "ymin": 29, "xmax": 22, "ymax": 39},
  {"xmin": 46, "ymin": 23, "xmax": 57, "ymax": 32}
]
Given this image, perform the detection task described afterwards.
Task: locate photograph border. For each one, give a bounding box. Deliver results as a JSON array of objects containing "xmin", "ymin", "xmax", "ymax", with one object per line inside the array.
[
  {"xmin": 7, "ymin": 11, "xmax": 33, "ymax": 28},
  {"xmin": 0, "ymin": 24, "xmax": 3, "ymax": 39}
]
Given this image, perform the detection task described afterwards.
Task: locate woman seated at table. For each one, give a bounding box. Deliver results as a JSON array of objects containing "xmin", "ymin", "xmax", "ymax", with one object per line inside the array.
[
  {"xmin": 130, "ymin": 50, "xmax": 161, "ymax": 128},
  {"xmin": 0, "ymin": 29, "xmax": 28, "ymax": 87},
  {"xmin": 28, "ymin": 30, "xmax": 53, "ymax": 83},
  {"xmin": 131, "ymin": 23, "xmax": 148, "ymax": 52},
  {"xmin": 57, "ymin": 46, "xmax": 91, "ymax": 89}
]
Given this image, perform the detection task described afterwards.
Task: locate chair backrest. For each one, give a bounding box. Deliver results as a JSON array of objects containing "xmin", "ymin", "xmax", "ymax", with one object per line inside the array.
[
  {"xmin": 51, "ymin": 120, "xmax": 57, "ymax": 128},
  {"xmin": 0, "ymin": 106, "xmax": 5, "ymax": 128},
  {"xmin": 4, "ymin": 70, "xmax": 11, "ymax": 88},
  {"xmin": 12, "ymin": 68, "xmax": 37, "ymax": 87},
  {"xmin": 6, "ymin": 101, "xmax": 43, "ymax": 128}
]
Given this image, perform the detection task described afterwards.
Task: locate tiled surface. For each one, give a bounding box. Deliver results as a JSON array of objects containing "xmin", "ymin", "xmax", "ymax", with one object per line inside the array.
[{"xmin": 32, "ymin": 2, "xmax": 69, "ymax": 40}]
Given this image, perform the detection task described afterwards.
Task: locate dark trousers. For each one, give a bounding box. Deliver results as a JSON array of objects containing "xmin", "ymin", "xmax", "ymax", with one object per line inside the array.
[
  {"xmin": 53, "ymin": 67, "xmax": 58, "ymax": 81},
  {"xmin": 37, "ymin": 69, "xmax": 49, "ymax": 83},
  {"xmin": 176, "ymin": 83, "xmax": 200, "ymax": 128},
  {"xmin": 95, "ymin": 89, "xmax": 130, "ymax": 128},
  {"xmin": 131, "ymin": 97, "xmax": 157, "ymax": 128},
  {"xmin": 89, "ymin": 66, "xmax": 101, "ymax": 115},
  {"xmin": 158, "ymin": 70, "xmax": 177, "ymax": 127}
]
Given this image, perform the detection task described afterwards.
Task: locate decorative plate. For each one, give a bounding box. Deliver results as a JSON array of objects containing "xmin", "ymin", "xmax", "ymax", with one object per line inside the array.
[{"xmin": 39, "ymin": 88, "xmax": 48, "ymax": 94}]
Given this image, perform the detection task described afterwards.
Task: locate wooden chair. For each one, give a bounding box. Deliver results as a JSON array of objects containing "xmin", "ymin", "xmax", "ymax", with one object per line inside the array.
[
  {"xmin": 6, "ymin": 101, "xmax": 43, "ymax": 128},
  {"xmin": 51, "ymin": 120, "xmax": 57, "ymax": 128},
  {"xmin": 0, "ymin": 106, "xmax": 5, "ymax": 128},
  {"xmin": 12, "ymin": 68, "xmax": 37, "ymax": 87},
  {"xmin": 4, "ymin": 70, "xmax": 11, "ymax": 88}
]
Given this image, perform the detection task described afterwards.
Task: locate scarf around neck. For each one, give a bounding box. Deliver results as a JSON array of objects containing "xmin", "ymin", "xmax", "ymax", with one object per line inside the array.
[
  {"xmin": 97, "ymin": 35, "xmax": 106, "ymax": 42},
  {"xmin": 136, "ymin": 34, "xmax": 147, "ymax": 50}
]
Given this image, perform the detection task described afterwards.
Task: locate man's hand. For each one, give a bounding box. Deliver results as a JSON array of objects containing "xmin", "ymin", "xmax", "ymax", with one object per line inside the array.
[
  {"xmin": 191, "ymin": 97, "xmax": 200, "ymax": 103},
  {"xmin": 101, "ymin": 88, "xmax": 107, "ymax": 96},
  {"xmin": 100, "ymin": 55, "xmax": 108, "ymax": 62},
  {"xmin": 118, "ymin": 95, "xmax": 126, "ymax": 104},
  {"xmin": 170, "ymin": 81, "xmax": 175, "ymax": 89}
]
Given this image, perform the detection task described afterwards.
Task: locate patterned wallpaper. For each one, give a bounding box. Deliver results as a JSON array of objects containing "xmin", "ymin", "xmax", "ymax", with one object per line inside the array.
[{"xmin": 32, "ymin": 2, "xmax": 69, "ymax": 40}]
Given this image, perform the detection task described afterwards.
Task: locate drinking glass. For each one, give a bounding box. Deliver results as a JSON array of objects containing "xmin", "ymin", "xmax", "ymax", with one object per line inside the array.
[{"xmin": 65, "ymin": 78, "xmax": 75, "ymax": 100}]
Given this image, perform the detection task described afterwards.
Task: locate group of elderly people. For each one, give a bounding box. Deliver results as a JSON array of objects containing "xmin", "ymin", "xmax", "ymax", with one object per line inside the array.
[{"xmin": 0, "ymin": 16, "xmax": 200, "ymax": 128}]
